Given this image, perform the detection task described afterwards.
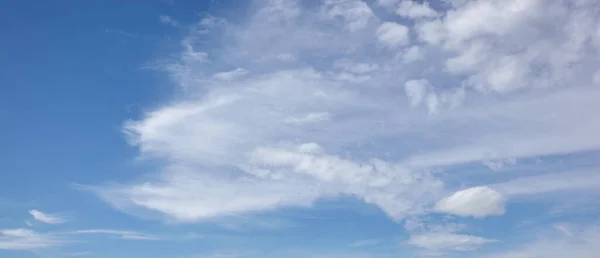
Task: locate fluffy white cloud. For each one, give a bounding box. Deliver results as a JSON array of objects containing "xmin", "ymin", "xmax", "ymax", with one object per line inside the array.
[
  {"xmin": 435, "ymin": 187, "xmax": 505, "ymax": 218},
  {"xmin": 0, "ymin": 229, "xmax": 64, "ymax": 250},
  {"xmin": 28, "ymin": 209, "xmax": 66, "ymax": 224},
  {"xmin": 401, "ymin": 45, "xmax": 423, "ymax": 63},
  {"xmin": 90, "ymin": 0, "xmax": 600, "ymax": 235},
  {"xmin": 396, "ymin": 0, "xmax": 437, "ymax": 19},
  {"xmin": 322, "ymin": 0, "xmax": 374, "ymax": 31},
  {"xmin": 403, "ymin": 79, "xmax": 429, "ymax": 107},
  {"xmin": 416, "ymin": 0, "xmax": 600, "ymax": 93},
  {"xmin": 376, "ymin": 22, "xmax": 409, "ymax": 48}
]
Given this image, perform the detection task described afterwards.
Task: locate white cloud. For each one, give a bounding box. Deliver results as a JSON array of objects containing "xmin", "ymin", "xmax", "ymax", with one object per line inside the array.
[
  {"xmin": 395, "ymin": 0, "xmax": 437, "ymax": 19},
  {"xmin": 376, "ymin": 0, "xmax": 398, "ymax": 8},
  {"xmin": 435, "ymin": 187, "xmax": 505, "ymax": 218},
  {"xmin": 491, "ymin": 169, "xmax": 600, "ymax": 197},
  {"xmin": 0, "ymin": 229, "xmax": 64, "ymax": 250},
  {"xmin": 216, "ymin": 216, "xmax": 296, "ymax": 231},
  {"xmin": 401, "ymin": 45, "xmax": 423, "ymax": 63},
  {"xmin": 159, "ymin": 15, "xmax": 180, "ymax": 27},
  {"xmin": 333, "ymin": 59, "xmax": 379, "ymax": 74},
  {"xmin": 416, "ymin": 0, "xmax": 600, "ymax": 93},
  {"xmin": 407, "ymin": 232, "xmax": 497, "ymax": 251},
  {"xmin": 89, "ymin": 0, "xmax": 600, "ymax": 235},
  {"xmin": 28, "ymin": 209, "xmax": 66, "ymax": 224},
  {"xmin": 283, "ymin": 112, "xmax": 332, "ymax": 125},
  {"xmin": 404, "ymin": 79, "xmax": 429, "ymax": 107},
  {"xmin": 74, "ymin": 229, "xmax": 160, "ymax": 241},
  {"xmin": 213, "ymin": 68, "xmax": 249, "ymax": 80},
  {"xmin": 322, "ymin": 0, "xmax": 374, "ymax": 32},
  {"xmin": 376, "ymin": 22, "xmax": 409, "ymax": 48},
  {"xmin": 484, "ymin": 223, "xmax": 600, "ymax": 258}
]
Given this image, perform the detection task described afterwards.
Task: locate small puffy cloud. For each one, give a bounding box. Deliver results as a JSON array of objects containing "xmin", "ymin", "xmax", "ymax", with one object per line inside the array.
[
  {"xmin": 435, "ymin": 186, "xmax": 506, "ymax": 218},
  {"xmin": 376, "ymin": 22, "xmax": 409, "ymax": 48},
  {"xmin": 296, "ymin": 142, "xmax": 323, "ymax": 154},
  {"xmin": 404, "ymin": 79, "xmax": 430, "ymax": 107},
  {"xmin": 407, "ymin": 232, "xmax": 497, "ymax": 251},
  {"xmin": 0, "ymin": 229, "xmax": 64, "ymax": 250},
  {"xmin": 396, "ymin": 0, "xmax": 437, "ymax": 19},
  {"xmin": 28, "ymin": 209, "xmax": 66, "ymax": 224},
  {"xmin": 401, "ymin": 45, "xmax": 423, "ymax": 63},
  {"xmin": 322, "ymin": 0, "xmax": 374, "ymax": 31},
  {"xmin": 404, "ymin": 79, "xmax": 447, "ymax": 114}
]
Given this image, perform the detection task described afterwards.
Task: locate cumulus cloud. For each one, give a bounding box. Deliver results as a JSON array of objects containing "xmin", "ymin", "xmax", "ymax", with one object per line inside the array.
[
  {"xmin": 376, "ymin": 22, "xmax": 409, "ymax": 48},
  {"xmin": 28, "ymin": 209, "xmax": 66, "ymax": 224},
  {"xmin": 395, "ymin": 0, "xmax": 437, "ymax": 19},
  {"xmin": 435, "ymin": 187, "xmax": 506, "ymax": 218},
  {"xmin": 403, "ymin": 79, "xmax": 429, "ymax": 107},
  {"xmin": 90, "ymin": 0, "xmax": 600, "ymax": 242}
]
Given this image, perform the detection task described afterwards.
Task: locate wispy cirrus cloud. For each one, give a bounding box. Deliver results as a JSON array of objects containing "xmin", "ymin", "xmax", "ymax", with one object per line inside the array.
[
  {"xmin": 73, "ymin": 229, "xmax": 160, "ymax": 241},
  {"xmin": 348, "ymin": 239, "xmax": 380, "ymax": 247},
  {"xmin": 159, "ymin": 15, "xmax": 180, "ymax": 27},
  {"xmin": 407, "ymin": 232, "xmax": 497, "ymax": 252},
  {"xmin": 483, "ymin": 223, "xmax": 600, "ymax": 258},
  {"xmin": 28, "ymin": 209, "xmax": 66, "ymax": 224},
  {"xmin": 0, "ymin": 228, "xmax": 65, "ymax": 250}
]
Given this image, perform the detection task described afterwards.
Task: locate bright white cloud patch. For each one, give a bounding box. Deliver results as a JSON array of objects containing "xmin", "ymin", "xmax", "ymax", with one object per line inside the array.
[
  {"xmin": 91, "ymin": 2, "xmax": 600, "ymax": 253},
  {"xmin": 435, "ymin": 187, "xmax": 506, "ymax": 218},
  {"xmin": 28, "ymin": 209, "xmax": 66, "ymax": 224}
]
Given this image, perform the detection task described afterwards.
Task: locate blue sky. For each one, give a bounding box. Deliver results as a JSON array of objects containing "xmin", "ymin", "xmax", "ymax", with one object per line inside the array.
[{"xmin": 2, "ymin": 0, "xmax": 600, "ymax": 257}]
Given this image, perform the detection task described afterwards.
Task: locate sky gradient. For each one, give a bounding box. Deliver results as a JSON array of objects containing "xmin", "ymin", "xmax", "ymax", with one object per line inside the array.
[{"xmin": 2, "ymin": 0, "xmax": 600, "ymax": 257}]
